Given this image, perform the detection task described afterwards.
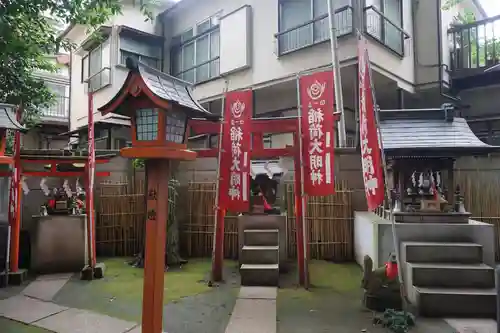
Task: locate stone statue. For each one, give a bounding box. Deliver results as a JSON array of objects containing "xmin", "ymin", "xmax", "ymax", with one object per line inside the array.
[{"xmin": 362, "ymin": 254, "xmax": 402, "ymax": 311}]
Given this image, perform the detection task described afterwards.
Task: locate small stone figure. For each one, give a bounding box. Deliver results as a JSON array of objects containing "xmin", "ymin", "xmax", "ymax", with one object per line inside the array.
[{"xmin": 362, "ymin": 254, "xmax": 402, "ymax": 312}]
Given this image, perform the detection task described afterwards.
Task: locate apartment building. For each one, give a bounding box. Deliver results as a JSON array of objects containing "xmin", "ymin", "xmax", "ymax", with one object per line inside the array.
[
  {"xmin": 63, "ymin": 0, "xmax": 486, "ymax": 150},
  {"xmin": 23, "ymin": 18, "xmax": 71, "ymax": 150},
  {"xmin": 60, "ymin": 0, "xmax": 174, "ymax": 150},
  {"xmin": 159, "ymin": 0, "xmax": 485, "ymax": 148}
]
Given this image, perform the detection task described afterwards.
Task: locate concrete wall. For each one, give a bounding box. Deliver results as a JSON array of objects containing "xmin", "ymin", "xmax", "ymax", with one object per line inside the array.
[{"xmin": 354, "ymin": 212, "xmax": 496, "ymax": 269}]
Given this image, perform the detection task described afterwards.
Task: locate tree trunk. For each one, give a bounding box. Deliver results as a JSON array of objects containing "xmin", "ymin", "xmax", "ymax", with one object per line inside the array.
[{"xmin": 130, "ymin": 179, "xmax": 186, "ymax": 269}]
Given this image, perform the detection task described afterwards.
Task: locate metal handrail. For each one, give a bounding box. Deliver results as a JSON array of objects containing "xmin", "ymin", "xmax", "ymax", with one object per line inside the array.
[
  {"xmin": 175, "ymin": 57, "xmax": 220, "ymax": 77},
  {"xmin": 274, "ymin": 5, "xmax": 352, "ymax": 38},
  {"xmin": 363, "ymin": 5, "xmax": 410, "ymax": 40},
  {"xmin": 448, "ymin": 14, "xmax": 500, "ymax": 33}
]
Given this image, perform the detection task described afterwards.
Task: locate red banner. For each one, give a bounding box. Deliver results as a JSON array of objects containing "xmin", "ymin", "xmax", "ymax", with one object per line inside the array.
[
  {"xmin": 299, "ymin": 71, "xmax": 336, "ymax": 196},
  {"xmin": 358, "ymin": 36, "xmax": 385, "ymax": 210},
  {"xmin": 218, "ymin": 90, "xmax": 252, "ymax": 212}
]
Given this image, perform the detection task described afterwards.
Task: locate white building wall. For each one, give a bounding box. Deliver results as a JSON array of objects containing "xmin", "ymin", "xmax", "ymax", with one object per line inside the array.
[
  {"xmin": 164, "ymin": 0, "xmax": 415, "ymax": 101},
  {"xmin": 66, "ymin": 2, "xmax": 167, "ymax": 131}
]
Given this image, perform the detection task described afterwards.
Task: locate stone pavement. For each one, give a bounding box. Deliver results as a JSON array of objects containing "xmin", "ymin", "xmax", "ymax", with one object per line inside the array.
[
  {"xmin": 224, "ymin": 287, "xmax": 277, "ymax": 333},
  {"xmin": 445, "ymin": 318, "xmax": 497, "ymax": 333}
]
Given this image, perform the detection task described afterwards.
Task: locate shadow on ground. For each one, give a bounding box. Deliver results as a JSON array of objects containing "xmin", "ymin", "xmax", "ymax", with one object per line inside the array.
[
  {"xmin": 52, "ymin": 258, "xmax": 240, "ymax": 333},
  {"xmin": 277, "ymin": 260, "xmax": 457, "ymax": 333}
]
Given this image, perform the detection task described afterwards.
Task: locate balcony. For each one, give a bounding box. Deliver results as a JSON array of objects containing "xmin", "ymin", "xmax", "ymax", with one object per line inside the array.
[
  {"xmin": 40, "ymin": 96, "xmax": 69, "ymax": 124},
  {"xmin": 363, "ymin": 6, "xmax": 410, "ymax": 56},
  {"xmin": 449, "ymin": 15, "xmax": 500, "ymax": 76},
  {"xmin": 274, "ymin": 5, "xmax": 354, "ymax": 56}
]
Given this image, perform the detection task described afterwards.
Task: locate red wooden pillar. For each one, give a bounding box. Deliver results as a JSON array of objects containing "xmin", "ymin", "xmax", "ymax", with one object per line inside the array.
[
  {"xmin": 9, "ymin": 108, "xmax": 22, "ymax": 272},
  {"xmin": 293, "ymin": 132, "xmax": 305, "ymax": 286},
  {"xmin": 211, "ymin": 208, "xmax": 225, "ymax": 282},
  {"xmin": 142, "ymin": 159, "xmax": 169, "ymax": 333}
]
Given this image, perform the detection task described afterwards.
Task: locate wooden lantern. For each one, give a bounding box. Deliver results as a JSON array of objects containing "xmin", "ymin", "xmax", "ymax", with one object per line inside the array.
[{"xmin": 99, "ymin": 58, "xmax": 217, "ymax": 333}]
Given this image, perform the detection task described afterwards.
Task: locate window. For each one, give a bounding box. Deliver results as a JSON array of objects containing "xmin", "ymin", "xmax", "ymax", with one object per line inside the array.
[
  {"xmin": 277, "ymin": 0, "xmax": 353, "ymax": 55},
  {"xmin": 171, "ymin": 13, "xmax": 221, "ymax": 84},
  {"xmin": 119, "ymin": 36, "xmax": 161, "ymax": 70},
  {"xmin": 42, "ymin": 83, "xmax": 68, "ymax": 118},
  {"xmin": 364, "ymin": 0, "xmax": 404, "ymax": 54},
  {"xmin": 165, "ymin": 110, "xmax": 187, "ymax": 144},
  {"xmin": 135, "ymin": 109, "xmax": 158, "ymax": 141},
  {"xmin": 81, "ymin": 38, "xmax": 111, "ymax": 92}
]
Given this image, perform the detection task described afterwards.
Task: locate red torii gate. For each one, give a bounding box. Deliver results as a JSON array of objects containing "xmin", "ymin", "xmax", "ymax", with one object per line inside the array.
[{"xmin": 188, "ymin": 114, "xmax": 339, "ymax": 286}]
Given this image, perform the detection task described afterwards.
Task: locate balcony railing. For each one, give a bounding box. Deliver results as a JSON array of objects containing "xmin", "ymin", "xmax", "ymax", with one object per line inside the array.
[
  {"xmin": 274, "ymin": 5, "xmax": 354, "ymax": 56},
  {"xmin": 363, "ymin": 6, "xmax": 410, "ymax": 56},
  {"xmin": 448, "ymin": 14, "xmax": 500, "ymax": 72},
  {"xmin": 40, "ymin": 96, "xmax": 69, "ymax": 119}
]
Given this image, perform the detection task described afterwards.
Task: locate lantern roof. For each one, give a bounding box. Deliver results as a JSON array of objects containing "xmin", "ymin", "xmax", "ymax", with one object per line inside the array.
[
  {"xmin": 0, "ymin": 104, "xmax": 26, "ymax": 132},
  {"xmin": 379, "ymin": 106, "xmax": 500, "ymax": 157},
  {"xmin": 99, "ymin": 58, "xmax": 218, "ymax": 121}
]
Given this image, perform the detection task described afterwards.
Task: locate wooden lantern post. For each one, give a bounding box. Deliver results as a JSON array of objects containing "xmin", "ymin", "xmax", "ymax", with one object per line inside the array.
[{"xmin": 98, "ymin": 58, "xmax": 217, "ymax": 333}]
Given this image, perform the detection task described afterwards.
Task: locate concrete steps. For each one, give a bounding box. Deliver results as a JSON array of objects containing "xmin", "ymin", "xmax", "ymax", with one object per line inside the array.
[
  {"xmin": 402, "ymin": 241, "xmax": 496, "ymax": 318},
  {"xmin": 415, "ymin": 287, "xmax": 496, "ymax": 318},
  {"xmin": 239, "ymin": 216, "xmax": 280, "ymax": 287},
  {"xmin": 240, "ymin": 264, "xmax": 279, "ymax": 286}
]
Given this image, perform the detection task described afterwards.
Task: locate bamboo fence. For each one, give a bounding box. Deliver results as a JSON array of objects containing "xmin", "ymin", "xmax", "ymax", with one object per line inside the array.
[
  {"xmin": 283, "ymin": 181, "xmax": 354, "ymax": 261},
  {"xmin": 95, "ymin": 179, "xmax": 145, "ymax": 257},
  {"xmin": 455, "ymin": 166, "xmax": 500, "ymax": 260}
]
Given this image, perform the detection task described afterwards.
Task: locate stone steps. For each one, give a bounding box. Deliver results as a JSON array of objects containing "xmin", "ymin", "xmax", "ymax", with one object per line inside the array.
[
  {"xmin": 239, "ymin": 216, "xmax": 281, "ymax": 287},
  {"xmin": 402, "ymin": 241, "xmax": 496, "ymax": 318},
  {"xmin": 415, "ymin": 287, "xmax": 496, "ymax": 318},
  {"xmin": 403, "ymin": 242, "xmax": 483, "ymax": 264},
  {"xmin": 240, "ymin": 264, "xmax": 279, "ymax": 286}
]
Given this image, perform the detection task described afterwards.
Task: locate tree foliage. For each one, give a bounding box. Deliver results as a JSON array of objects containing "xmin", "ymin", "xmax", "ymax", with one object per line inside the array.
[{"xmin": 0, "ymin": 0, "xmax": 153, "ymax": 125}]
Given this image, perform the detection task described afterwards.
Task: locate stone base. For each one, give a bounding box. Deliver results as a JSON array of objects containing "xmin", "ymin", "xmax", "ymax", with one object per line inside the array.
[
  {"xmin": 364, "ymin": 289, "xmax": 402, "ymax": 312},
  {"xmin": 393, "ymin": 212, "xmax": 471, "ymax": 224},
  {"xmin": 80, "ymin": 265, "xmax": 94, "ymax": 281},
  {"xmin": 80, "ymin": 262, "xmax": 106, "ymax": 280},
  {"xmin": 94, "ymin": 262, "xmax": 106, "ymax": 279},
  {"xmin": 0, "ymin": 271, "xmax": 7, "ymax": 287},
  {"xmin": 8, "ymin": 269, "xmax": 28, "ymax": 286}
]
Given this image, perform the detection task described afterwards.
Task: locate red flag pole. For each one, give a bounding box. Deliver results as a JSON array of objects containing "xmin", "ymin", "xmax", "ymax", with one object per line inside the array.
[
  {"xmin": 359, "ymin": 31, "xmax": 407, "ymax": 307},
  {"xmin": 295, "ymin": 74, "xmax": 309, "ymax": 289},
  {"xmin": 87, "ymin": 87, "xmax": 96, "ymax": 269},
  {"xmin": 211, "ymin": 81, "xmax": 228, "ymax": 283}
]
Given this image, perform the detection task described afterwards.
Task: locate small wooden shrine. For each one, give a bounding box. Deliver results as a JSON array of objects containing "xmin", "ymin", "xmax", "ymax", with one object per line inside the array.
[{"xmin": 379, "ymin": 105, "xmax": 500, "ymax": 223}]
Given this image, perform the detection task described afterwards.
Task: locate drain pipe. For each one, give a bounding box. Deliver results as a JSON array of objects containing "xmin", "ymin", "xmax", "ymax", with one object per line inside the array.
[{"xmin": 436, "ymin": 0, "xmax": 461, "ymax": 102}]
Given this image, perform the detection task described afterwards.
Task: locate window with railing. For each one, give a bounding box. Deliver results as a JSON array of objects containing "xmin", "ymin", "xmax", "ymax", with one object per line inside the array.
[
  {"xmin": 82, "ymin": 38, "xmax": 111, "ymax": 92},
  {"xmin": 275, "ymin": 0, "xmax": 353, "ymax": 56},
  {"xmin": 448, "ymin": 15, "xmax": 500, "ymax": 71},
  {"xmin": 363, "ymin": 0, "xmax": 408, "ymax": 55},
  {"xmin": 40, "ymin": 83, "xmax": 68, "ymax": 119},
  {"xmin": 171, "ymin": 13, "xmax": 221, "ymax": 84}
]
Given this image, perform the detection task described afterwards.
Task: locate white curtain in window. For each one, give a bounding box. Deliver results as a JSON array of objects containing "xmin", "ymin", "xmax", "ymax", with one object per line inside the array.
[
  {"xmin": 101, "ymin": 38, "xmax": 111, "ymax": 87},
  {"xmin": 210, "ymin": 30, "xmax": 220, "ymax": 78},
  {"xmin": 365, "ymin": 0, "xmax": 382, "ymax": 40}
]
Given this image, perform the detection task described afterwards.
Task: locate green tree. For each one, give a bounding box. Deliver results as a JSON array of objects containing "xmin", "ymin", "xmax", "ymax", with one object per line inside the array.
[{"xmin": 0, "ymin": 0, "xmax": 153, "ymax": 126}]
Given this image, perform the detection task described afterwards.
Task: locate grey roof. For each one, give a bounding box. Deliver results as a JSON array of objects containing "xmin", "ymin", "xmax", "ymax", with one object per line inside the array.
[
  {"xmin": 135, "ymin": 60, "xmax": 216, "ymax": 119},
  {"xmin": 0, "ymin": 104, "xmax": 26, "ymax": 132},
  {"xmin": 379, "ymin": 109, "xmax": 497, "ymax": 155}
]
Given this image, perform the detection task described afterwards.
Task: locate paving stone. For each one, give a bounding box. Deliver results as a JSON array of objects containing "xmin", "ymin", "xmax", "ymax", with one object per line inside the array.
[
  {"xmin": 225, "ymin": 299, "xmax": 276, "ymax": 333},
  {"xmin": 36, "ymin": 273, "xmax": 74, "ymax": 281},
  {"xmin": 0, "ymin": 295, "xmax": 68, "ymax": 324},
  {"xmin": 22, "ymin": 276, "xmax": 71, "ymax": 301},
  {"xmin": 33, "ymin": 308, "xmax": 137, "ymax": 333},
  {"xmin": 239, "ymin": 287, "xmax": 277, "ymax": 300},
  {"xmin": 445, "ymin": 318, "xmax": 496, "ymax": 333}
]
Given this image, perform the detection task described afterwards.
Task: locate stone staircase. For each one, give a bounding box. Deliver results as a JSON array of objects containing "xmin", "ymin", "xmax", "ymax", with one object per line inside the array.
[
  {"xmin": 401, "ymin": 241, "xmax": 496, "ymax": 318},
  {"xmin": 239, "ymin": 215, "xmax": 285, "ymax": 286}
]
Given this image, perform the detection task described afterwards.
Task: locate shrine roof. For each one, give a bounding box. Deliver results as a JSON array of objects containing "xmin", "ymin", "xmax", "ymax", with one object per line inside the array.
[
  {"xmin": 0, "ymin": 104, "xmax": 26, "ymax": 132},
  {"xmin": 99, "ymin": 58, "xmax": 218, "ymax": 120},
  {"xmin": 379, "ymin": 107, "xmax": 499, "ymax": 157}
]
